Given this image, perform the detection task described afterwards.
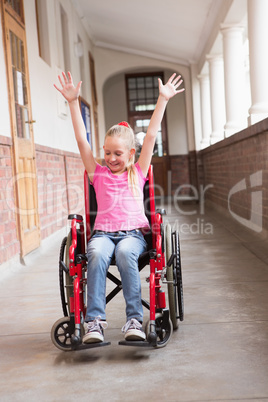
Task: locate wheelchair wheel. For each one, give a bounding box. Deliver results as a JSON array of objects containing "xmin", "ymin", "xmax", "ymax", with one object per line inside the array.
[
  {"xmin": 59, "ymin": 233, "xmax": 73, "ymax": 316},
  {"xmin": 165, "ymin": 225, "xmax": 184, "ymax": 327},
  {"xmin": 175, "ymin": 229, "xmax": 184, "ymax": 322},
  {"xmin": 51, "ymin": 317, "xmax": 74, "ymax": 351},
  {"xmin": 166, "ymin": 224, "xmax": 178, "ymax": 329},
  {"xmin": 145, "ymin": 313, "xmax": 173, "ymax": 348}
]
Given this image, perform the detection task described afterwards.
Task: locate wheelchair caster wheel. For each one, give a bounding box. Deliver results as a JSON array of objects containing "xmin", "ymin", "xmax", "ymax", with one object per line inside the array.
[
  {"xmin": 145, "ymin": 313, "xmax": 173, "ymax": 348},
  {"xmin": 147, "ymin": 331, "xmax": 157, "ymax": 346},
  {"xmin": 51, "ymin": 317, "xmax": 74, "ymax": 351}
]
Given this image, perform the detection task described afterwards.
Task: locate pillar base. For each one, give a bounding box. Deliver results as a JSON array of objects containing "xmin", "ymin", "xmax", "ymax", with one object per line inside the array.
[
  {"xmin": 248, "ymin": 102, "xmax": 268, "ymax": 125},
  {"xmin": 200, "ymin": 138, "xmax": 210, "ymax": 149},
  {"xmin": 248, "ymin": 112, "xmax": 268, "ymax": 126},
  {"xmin": 224, "ymin": 121, "xmax": 246, "ymax": 137},
  {"xmin": 210, "ymin": 131, "xmax": 224, "ymax": 145}
]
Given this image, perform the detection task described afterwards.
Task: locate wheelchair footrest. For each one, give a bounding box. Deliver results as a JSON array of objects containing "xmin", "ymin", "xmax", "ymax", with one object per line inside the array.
[
  {"xmin": 71, "ymin": 341, "xmax": 111, "ymax": 351},
  {"xmin": 118, "ymin": 340, "xmax": 154, "ymax": 347}
]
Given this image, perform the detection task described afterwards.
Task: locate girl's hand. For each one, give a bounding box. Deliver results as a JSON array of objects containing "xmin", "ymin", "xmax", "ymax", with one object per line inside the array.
[
  {"xmin": 158, "ymin": 73, "xmax": 185, "ymax": 101},
  {"xmin": 54, "ymin": 71, "xmax": 82, "ymax": 103}
]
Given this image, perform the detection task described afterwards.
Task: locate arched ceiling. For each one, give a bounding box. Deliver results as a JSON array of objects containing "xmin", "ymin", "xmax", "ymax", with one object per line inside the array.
[{"xmin": 71, "ymin": 0, "xmax": 240, "ymax": 67}]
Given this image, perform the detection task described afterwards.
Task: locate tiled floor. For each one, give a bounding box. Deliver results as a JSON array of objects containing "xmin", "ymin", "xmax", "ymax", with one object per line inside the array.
[{"xmin": 0, "ymin": 204, "xmax": 268, "ymax": 402}]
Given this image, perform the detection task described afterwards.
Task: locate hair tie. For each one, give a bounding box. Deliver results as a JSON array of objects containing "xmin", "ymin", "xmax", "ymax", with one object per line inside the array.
[{"xmin": 118, "ymin": 121, "xmax": 129, "ymax": 128}]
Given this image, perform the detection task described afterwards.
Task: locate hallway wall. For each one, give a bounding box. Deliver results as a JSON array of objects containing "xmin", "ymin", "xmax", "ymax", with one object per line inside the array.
[
  {"xmin": 0, "ymin": 134, "xmax": 84, "ymax": 265},
  {"xmin": 35, "ymin": 145, "xmax": 85, "ymax": 240},
  {"xmin": 198, "ymin": 118, "xmax": 268, "ymax": 235},
  {"xmin": 0, "ymin": 136, "xmax": 20, "ymax": 264}
]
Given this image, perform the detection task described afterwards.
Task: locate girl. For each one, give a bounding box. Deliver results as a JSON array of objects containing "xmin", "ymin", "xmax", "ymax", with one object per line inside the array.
[{"xmin": 54, "ymin": 71, "xmax": 184, "ymax": 343}]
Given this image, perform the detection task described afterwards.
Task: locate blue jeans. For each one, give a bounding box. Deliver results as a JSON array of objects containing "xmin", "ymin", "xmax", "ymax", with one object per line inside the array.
[{"xmin": 85, "ymin": 229, "xmax": 147, "ymax": 323}]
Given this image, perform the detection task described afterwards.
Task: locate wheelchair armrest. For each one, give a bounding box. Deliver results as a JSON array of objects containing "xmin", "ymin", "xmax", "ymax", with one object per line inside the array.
[{"xmin": 156, "ymin": 209, "xmax": 166, "ymax": 216}]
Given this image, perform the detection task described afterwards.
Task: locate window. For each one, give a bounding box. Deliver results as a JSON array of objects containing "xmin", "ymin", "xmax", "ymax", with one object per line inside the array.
[
  {"xmin": 126, "ymin": 74, "xmax": 161, "ymax": 112},
  {"xmin": 9, "ymin": 30, "xmax": 30, "ymax": 138},
  {"xmin": 35, "ymin": 0, "xmax": 51, "ymax": 64},
  {"xmin": 126, "ymin": 72, "xmax": 167, "ymax": 157},
  {"xmin": 5, "ymin": 0, "xmax": 24, "ymax": 21}
]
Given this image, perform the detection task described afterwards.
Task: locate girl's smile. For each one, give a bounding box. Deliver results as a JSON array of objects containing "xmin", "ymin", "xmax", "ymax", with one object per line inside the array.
[{"xmin": 103, "ymin": 136, "xmax": 135, "ymax": 175}]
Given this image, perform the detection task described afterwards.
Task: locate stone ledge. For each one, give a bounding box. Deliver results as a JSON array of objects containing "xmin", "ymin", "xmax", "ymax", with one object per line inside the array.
[{"xmin": 200, "ymin": 117, "xmax": 268, "ymax": 154}]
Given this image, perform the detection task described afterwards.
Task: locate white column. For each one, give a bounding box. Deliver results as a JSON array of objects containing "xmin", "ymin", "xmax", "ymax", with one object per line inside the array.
[
  {"xmin": 248, "ymin": 0, "xmax": 268, "ymax": 125},
  {"xmin": 198, "ymin": 74, "xmax": 211, "ymax": 148},
  {"xmin": 221, "ymin": 25, "xmax": 247, "ymax": 136},
  {"xmin": 207, "ymin": 55, "xmax": 225, "ymax": 144}
]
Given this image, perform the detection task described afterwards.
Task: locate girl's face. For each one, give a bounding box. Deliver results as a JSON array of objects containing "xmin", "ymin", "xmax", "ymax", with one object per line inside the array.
[{"xmin": 103, "ymin": 136, "xmax": 135, "ymax": 175}]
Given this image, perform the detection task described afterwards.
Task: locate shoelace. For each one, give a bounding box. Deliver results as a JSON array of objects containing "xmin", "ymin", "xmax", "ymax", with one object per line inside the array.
[
  {"xmin": 87, "ymin": 316, "xmax": 108, "ymax": 331},
  {"xmin": 122, "ymin": 318, "xmax": 142, "ymax": 333}
]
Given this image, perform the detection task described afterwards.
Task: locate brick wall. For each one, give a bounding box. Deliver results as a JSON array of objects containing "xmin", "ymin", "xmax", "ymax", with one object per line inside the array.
[
  {"xmin": 0, "ymin": 136, "xmax": 20, "ymax": 264},
  {"xmin": 35, "ymin": 145, "xmax": 84, "ymax": 240},
  {"xmin": 65, "ymin": 155, "xmax": 86, "ymax": 214},
  {"xmin": 0, "ymin": 137, "xmax": 84, "ymax": 265},
  {"xmin": 198, "ymin": 118, "xmax": 268, "ymax": 234},
  {"xmin": 188, "ymin": 150, "xmax": 199, "ymax": 192},
  {"xmin": 170, "ymin": 155, "xmax": 191, "ymax": 195}
]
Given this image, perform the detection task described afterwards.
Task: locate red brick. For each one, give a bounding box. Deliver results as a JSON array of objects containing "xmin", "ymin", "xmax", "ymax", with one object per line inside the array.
[{"xmin": 199, "ymin": 126, "xmax": 268, "ymax": 233}]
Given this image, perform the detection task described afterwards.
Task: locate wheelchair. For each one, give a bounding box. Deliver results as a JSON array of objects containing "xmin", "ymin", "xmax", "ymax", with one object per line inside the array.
[{"xmin": 51, "ymin": 165, "xmax": 184, "ymax": 351}]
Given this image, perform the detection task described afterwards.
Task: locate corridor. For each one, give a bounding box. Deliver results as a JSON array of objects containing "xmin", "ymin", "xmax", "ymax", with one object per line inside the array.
[{"xmin": 0, "ymin": 203, "xmax": 268, "ymax": 402}]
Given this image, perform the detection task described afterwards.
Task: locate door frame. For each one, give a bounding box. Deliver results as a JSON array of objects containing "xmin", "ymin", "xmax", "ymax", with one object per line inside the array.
[{"xmin": 1, "ymin": 0, "xmax": 40, "ymax": 257}]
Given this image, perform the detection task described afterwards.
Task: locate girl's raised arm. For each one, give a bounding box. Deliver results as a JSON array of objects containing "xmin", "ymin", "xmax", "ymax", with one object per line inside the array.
[
  {"xmin": 138, "ymin": 73, "xmax": 185, "ymax": 177},
  {"xmin": 54, "ymin": 72, "xmax": 96, "ymax": 178}
]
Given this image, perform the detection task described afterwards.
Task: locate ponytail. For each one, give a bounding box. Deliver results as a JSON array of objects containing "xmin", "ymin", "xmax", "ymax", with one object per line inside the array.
[
  {"xmin": 127, "ymin": 155, "xmax": 139, "ymax": 198},
  {"xmin": 106, "ymin": 122, "xmax": 140, "ymax": 198}
]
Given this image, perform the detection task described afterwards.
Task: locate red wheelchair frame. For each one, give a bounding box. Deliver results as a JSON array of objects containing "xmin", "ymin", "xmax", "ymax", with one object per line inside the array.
[{"xmin": 51, "ymin": 165, "xmax": 183, "ymax": 351}]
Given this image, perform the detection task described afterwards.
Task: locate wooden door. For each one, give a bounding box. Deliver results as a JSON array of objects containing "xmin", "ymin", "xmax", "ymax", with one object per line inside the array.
[{"xmin": 2, "ymin": 0, "xmax": 40, "ymax": 257}]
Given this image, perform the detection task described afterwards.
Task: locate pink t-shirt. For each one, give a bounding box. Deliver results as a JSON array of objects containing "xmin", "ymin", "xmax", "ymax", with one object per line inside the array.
[{"xmin": 92, "ymin": 162, "xmax": 150, "ymax": 232}]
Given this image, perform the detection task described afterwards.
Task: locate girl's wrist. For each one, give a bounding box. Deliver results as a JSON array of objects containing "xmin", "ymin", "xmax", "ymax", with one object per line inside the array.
[
  {"xmin": 159, "ymin": 93, "xmax": 169, "ymax": 102},
  {"xmin": 68, "ymin": 98, "xmax": 79, "ymax": 106}
]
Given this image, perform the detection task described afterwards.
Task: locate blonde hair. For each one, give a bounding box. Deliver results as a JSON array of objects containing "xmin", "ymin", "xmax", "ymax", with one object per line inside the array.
[{"xmin": 105, "ymin": 123, "xmax": 139, "ymax": 197}]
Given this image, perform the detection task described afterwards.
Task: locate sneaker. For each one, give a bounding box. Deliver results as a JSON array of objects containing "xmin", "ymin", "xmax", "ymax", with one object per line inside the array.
[
  {"xmin": 83, "ymin": 317, "xmax": 108, "ymax": 344},
  {"xmin": 122, "ymin": 318, "xmax": 146, "ymax": 341}
]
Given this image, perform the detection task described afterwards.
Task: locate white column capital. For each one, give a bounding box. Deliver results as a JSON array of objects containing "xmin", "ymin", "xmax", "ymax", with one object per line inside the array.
[
  {"xmin": 220, "ymin": 24, "xmax": 245, "ymax": 35},
  {"xmin": 206, "ymin": 54, "xmax": 223, "ymax": 63},
  {"xmin": 197, "ymin": 74, "xmax": 209, "ymax": 82}
]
